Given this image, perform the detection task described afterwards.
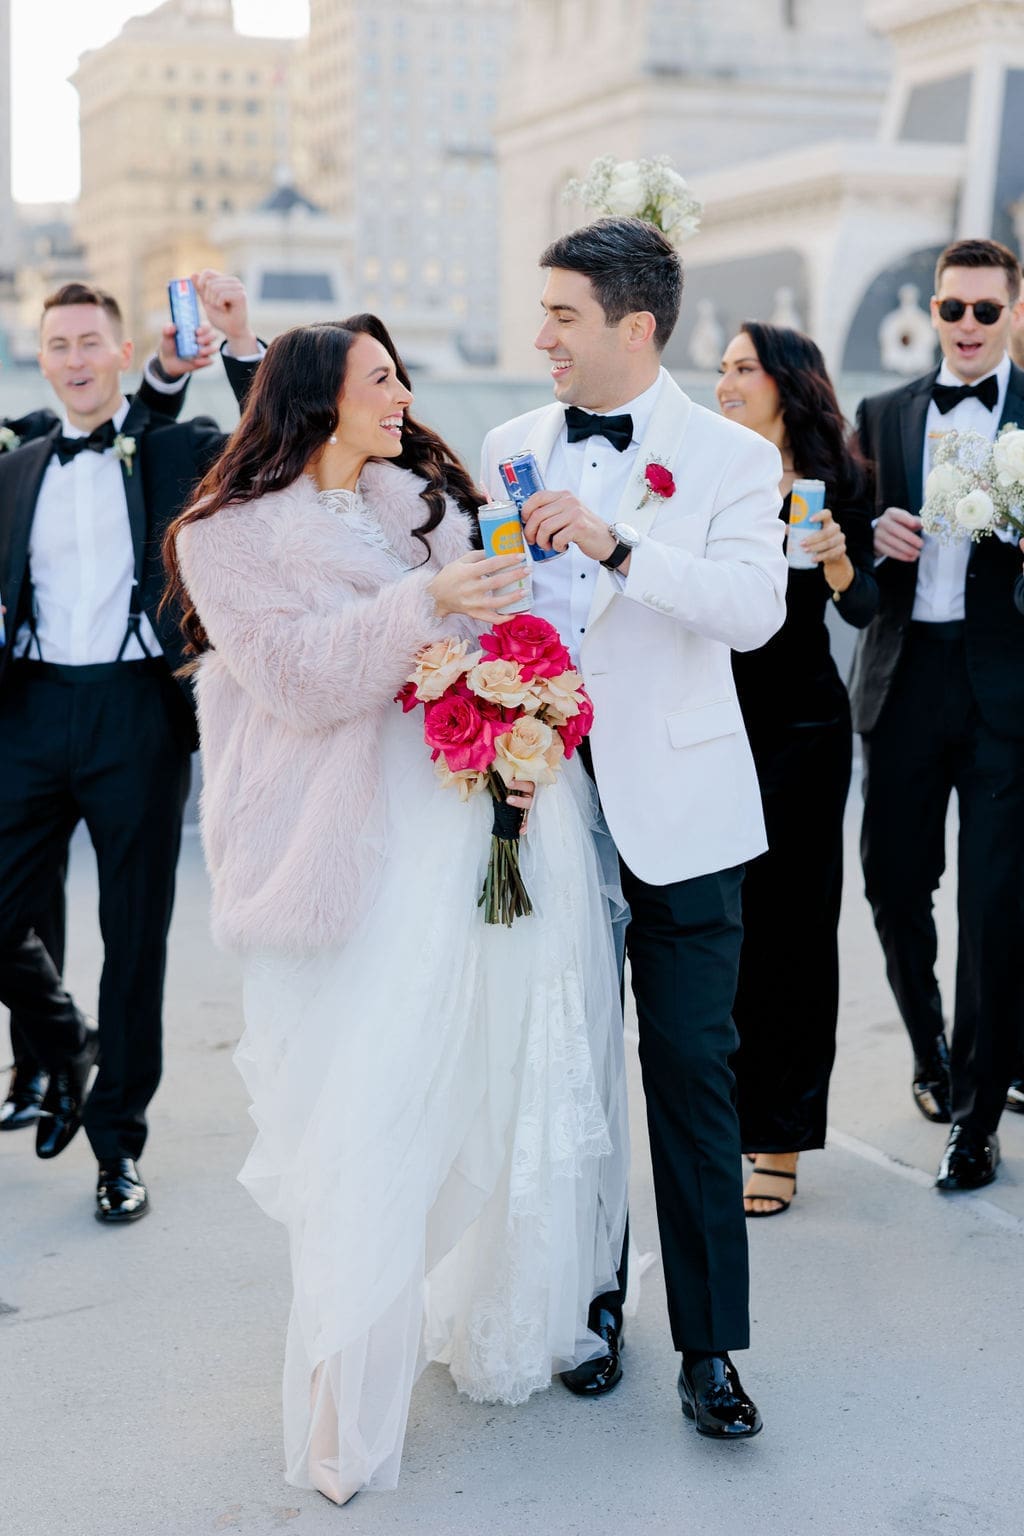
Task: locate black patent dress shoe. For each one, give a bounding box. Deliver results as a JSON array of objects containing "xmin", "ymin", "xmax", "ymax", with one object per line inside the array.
[
  {"xmin": 678, "ymin": 1353, "xmax": 763, "ymax": 1439},
  {"xmin": 559, "ymin": 1310, "xmax": 623, "ymax": 1396},
  {"xmin": 1006, "ymin": 1078, "xmax": 1024, "ymax": 1115},
  {"xmin": 935, "ymin": 1125, "xmax": 1000, "ymax": 1191},
  {"xmin": 35, "ymin": 1028, "xmax": 100, "ymax": 1160},
  {"xmin": 912, "ymin": 1036, "xmax": 952, "ymax": 1123},
  {"xmin": 1, "ymin": 1065, "xmax": 49, "ymax": 1131},
  {"xmin": 95, "ymin": 1159, "xmax": 149, "ymax": 1224}
]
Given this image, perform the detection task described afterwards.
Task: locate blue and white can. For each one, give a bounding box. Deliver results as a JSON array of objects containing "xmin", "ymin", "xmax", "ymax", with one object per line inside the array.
[
  {"xmin": 498, "ymin": 452, "xmax": 565, "ymax": 561},
  {"xmin": 787, "ymin": 479, "xmax": 825, "ymax": 570}
]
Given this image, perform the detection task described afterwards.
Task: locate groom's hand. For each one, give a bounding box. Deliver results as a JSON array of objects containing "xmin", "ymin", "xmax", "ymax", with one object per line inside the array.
[{"xmin": 521, "ymin": 490, "xmax": 617, "ymax": 562}]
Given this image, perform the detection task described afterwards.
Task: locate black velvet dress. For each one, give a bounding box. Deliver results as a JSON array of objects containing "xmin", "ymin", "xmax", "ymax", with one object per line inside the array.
[{"xmin": 731, "ymin": 490, "xmax": 878, "ymax": 1152}]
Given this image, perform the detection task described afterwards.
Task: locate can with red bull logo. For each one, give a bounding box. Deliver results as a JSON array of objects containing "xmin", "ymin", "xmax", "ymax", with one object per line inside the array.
[
  {"xmin": 497, "ymin": 452, "xmax": 565, "ymax": 561},
  {"xmin": 477, "ymin": 500, "xmax": 532, "ymax": 614}
]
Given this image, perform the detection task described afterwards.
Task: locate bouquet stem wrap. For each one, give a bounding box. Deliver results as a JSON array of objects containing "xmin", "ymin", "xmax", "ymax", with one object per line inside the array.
[{"xmin": 479, "ymin": 771, "xmax": 532, "ymax": 926}]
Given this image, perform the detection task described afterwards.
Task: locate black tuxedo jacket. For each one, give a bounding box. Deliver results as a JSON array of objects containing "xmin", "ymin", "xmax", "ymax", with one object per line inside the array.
[
  {"xmin": 0, "ymin": 354, "xmax": 259, "ymax": 749},
  {"xmin": 849, "ymin": 363, "xmax": 1024, "ymax": 739}
]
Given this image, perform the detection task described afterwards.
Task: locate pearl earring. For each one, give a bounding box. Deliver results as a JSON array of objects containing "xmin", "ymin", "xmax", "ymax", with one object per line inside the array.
[{"xmin": 328, "ymin": 434, "xmax": 337, "ymax": 444}]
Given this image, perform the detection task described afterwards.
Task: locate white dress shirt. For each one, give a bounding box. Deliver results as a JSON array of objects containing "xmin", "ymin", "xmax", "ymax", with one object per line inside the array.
[
  {"xmin": 16, "ymin": 397, "xmax": 163, "ymax": 664},
  {"xmin": 529, "ymin": 373, "xmax": 665, "ymax": 664},
  {"xmin": 913, "ymin": 352, "xmax": 1012, "ymax": 623}
]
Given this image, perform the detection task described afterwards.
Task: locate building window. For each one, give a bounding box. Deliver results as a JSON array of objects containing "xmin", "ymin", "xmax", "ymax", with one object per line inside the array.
[
  {"xmin": 217, "ymin": 98, "xmax": 233, "ymax": 113},
  {"xmin": 189, "ymin": 98, "xmax": 204, "ymax": 113},
  {"xmin": 190, "ymin": 160, "xmax": 204, "ymax": 176},
  {"xmin": 244, "ymin": 99, "xmax": 262, "ymax": 115},
  {"xmin": 220, "ymin": 197, "xmax": 233, "ymax": 212},
  {"xmin": 193, "ymin": 196, "xmax": 206, "ymax": 212}
]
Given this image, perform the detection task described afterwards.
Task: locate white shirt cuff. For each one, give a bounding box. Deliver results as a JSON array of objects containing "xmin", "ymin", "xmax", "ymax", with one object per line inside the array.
[{"xmin": 142, "ymin": 358, "xmax": 188, "ymax": 394}]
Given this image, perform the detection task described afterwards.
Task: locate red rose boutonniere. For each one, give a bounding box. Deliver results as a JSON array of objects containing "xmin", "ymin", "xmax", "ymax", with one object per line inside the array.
[{"xmin": 639, "ymin": 459, "xmax": 676, "ymax": 508}]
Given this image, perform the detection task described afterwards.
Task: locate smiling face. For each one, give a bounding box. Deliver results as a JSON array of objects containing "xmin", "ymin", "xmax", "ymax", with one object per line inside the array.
[
  {"xmin": 931, "ymin": 265, "xmax": 1018, "ymax": 382},
  {"xmin": 533, "ymin": 267, "xmax": 656, "ymax": 412},
  {"xmin": 38, "ymin": 303, "xmax": 133, "ymax": 430},
  {"xmin": 335, "ymin": 331, "xmax": 413, "ymax": 461},
  {"xmin": 715, "ymin": 332, "xmax": 784, "ymax": 441}
]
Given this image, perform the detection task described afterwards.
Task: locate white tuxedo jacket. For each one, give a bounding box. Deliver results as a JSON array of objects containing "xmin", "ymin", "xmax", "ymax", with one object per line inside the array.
[{"xmin": 481, "ymin": 371, "xmax": 786, "ymax": 886}]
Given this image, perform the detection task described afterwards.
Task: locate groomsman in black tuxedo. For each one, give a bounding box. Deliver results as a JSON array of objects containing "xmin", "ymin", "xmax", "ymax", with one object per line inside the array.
[
  {"xmin": 0, "ymin": 359, "xmax": 197, "ymax": 1133},
  {"xmin": 0, "ymin": 270, "xmax": 261, "ymax": 1221},
  {"xmin": 851, "ymin": 237, "xmax": 1024, "ymax": 1190}
]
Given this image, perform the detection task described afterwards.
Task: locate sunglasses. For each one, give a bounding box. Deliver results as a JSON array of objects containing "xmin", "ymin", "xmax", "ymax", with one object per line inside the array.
[{"xmin": 937, "ymin": 298, "xmax": 1006, "ymax": 325}]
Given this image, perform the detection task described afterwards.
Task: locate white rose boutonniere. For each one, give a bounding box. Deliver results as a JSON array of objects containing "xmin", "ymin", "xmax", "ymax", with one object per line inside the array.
[
  {"xmin": 0, "ymin": 426, "xmax": 21, "ymax": 452},
  {"xmin": 113, "ymin": 433, "xmax": 137, "ymax": 476}
]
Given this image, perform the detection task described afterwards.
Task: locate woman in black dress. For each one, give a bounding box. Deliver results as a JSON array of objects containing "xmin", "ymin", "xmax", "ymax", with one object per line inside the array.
[{"xmin": 716, "ymin": 322, "xmax": 878, "ymax": 1215}]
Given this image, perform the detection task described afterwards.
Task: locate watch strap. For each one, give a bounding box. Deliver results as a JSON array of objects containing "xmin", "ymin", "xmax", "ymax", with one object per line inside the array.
[{"xmin": 600, "ymin": 540, "xmax": 633, "ymax": 572}]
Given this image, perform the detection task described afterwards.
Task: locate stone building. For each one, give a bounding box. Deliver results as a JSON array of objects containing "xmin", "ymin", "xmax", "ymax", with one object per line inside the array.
[
  {"xmin": 71, "ymin": 0, "xmax": 297, "ymax": 347},
  {"xmin": 496, "ymin": 0, "xmax": 1024, "ymax": 380},
  {"xmin": 301, "ymin": 0, "xmax": 517, "ymax": 368}
]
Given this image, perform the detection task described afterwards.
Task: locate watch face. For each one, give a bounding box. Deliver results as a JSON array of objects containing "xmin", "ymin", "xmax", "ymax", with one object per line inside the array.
[{"xmin": 613, "ymin": 523, "xmax": 640, "ymax": 546}]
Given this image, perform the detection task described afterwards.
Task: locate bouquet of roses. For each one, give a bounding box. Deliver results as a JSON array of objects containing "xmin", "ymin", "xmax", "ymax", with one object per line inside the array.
[
  {"xmin": 396, "ymin": 615, "xmax": 594, "ymax": 926},
  {"xmin": 921, "ymin": 423, "xmax": 1024, "ymax": 543},
  {"xmin": 564, "ymin": 154, "xmax": 703, "ymax": 247}
]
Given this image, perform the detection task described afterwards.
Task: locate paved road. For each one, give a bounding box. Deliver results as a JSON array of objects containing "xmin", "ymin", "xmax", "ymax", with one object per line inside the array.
[{"xmin": 2, "ymin": 786, "xmax": 1020, "ymax": 1536}]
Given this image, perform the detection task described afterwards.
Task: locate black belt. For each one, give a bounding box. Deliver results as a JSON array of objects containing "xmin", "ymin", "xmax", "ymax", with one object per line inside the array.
[
  {"xmin": 908, "ymin": 620, "xmax": 965, "ymax": 641},
  {"xmin": 11, "ymin": 658, "xmax": 165, "ymax": 684}
]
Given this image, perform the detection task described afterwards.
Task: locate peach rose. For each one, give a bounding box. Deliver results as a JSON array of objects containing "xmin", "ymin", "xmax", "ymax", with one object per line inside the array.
[
  {"xmin": 493, "ymin": 716, "xmax": 565, "ymax": 786},
  {"xmin": 466, "ymin": 657, "xmax": 534, "ymax": 710},
  {"xmin": 434, "ymin": 761, "xmax": 488, "ymax": 801},
  {"xmin": 530, "ymin": 667, "xmax": 585, "ymax": 723},
  {"xmin": 409, "ymin": 637, "xmax": 479, "ymax": 701}
]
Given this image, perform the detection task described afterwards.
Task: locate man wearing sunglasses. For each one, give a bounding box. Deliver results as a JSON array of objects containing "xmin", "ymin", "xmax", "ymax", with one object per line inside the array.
[{"xmin": 850, "ymin": 237, "xmax": 1024, "ymax": 1191}]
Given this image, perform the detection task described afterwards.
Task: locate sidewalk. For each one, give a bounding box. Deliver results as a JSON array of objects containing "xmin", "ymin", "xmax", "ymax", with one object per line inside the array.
[{"xmin": 1, "ymin": 792, "xmax": 1020, "ymax": 1536}]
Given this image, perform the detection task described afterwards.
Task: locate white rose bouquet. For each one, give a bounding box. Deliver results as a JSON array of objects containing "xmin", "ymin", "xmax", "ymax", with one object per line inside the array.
[
  {"xmin": 564, "ymin": 155, "xmax": 703, "ymax": 247},
  {"xmin": 920, "ymin": 424, "xmax": 1024, "ymax": 543}
]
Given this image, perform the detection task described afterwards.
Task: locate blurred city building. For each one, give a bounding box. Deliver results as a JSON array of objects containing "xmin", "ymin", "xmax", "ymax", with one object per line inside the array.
[
  {"xmin": 0, "ymin": 0, "xmax": 17, "ymax": 360},
  {"xmin": 71, "ymin": 0, "xmax": 297, "ymax": 347},
  {"xmin": 496, "ymin": 0, "xmax": 1024, "ymax": 382},
  {"xmin": 5, "ymin": 205, "xmax": 85, "ymax": 364},
  {"xmin": 496, "ymin": 0, "xmax": 890, "ymax": 373},
  {"xmin": 301, "ymin": 0, "xmax": 516, "ymax": 369},
  {"xmin": 211, "ymin": 179, "xmax": 350, "ymax": 334}
]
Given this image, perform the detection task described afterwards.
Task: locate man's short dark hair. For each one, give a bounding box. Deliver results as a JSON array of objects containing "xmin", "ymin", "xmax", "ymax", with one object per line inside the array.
[
  {"xmin": 540, "ymin": 217, "xmax": 682, "ymax": 351},
  {"xmin": 935, "ymin": 239, "xmax": 1021, "ymax": 304},
  {"xmin": 41, "ymin": 282, "xmax": 124, "ymax": 335}
]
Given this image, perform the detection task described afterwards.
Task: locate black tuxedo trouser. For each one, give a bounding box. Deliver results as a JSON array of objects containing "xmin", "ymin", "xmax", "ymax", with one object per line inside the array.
[
  {"xmin": 860, "ymin": 624, "xmax": 1024, "ymax": 1134},
  {"xmin": 7, "ymin": 870, "xmax": 67, "ymax": 1076},
  {"xmin": 0, "ymin": 660, "xmax": 190, "ymax": 1161},
  {"xmin": 619, "ymin": 859, "xmax": 749, "ymax": 1354}
]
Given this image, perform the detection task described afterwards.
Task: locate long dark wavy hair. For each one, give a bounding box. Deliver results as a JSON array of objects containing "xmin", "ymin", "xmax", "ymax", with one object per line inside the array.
[
  {"xmin": 738, "ymin": 320, "xmax": 869, "ymax": 505},
  {"xmin": 162, "ymin": 314, "xmax": 483, "ymax": 656}
]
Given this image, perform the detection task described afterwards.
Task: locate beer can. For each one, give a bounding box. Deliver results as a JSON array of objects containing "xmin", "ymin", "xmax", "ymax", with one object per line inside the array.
[
  {"xmin": 787, "ymin": 479, "xmax": 825, "ymax": 570},
  {"xmin": 477, "ymin": 499, "xmax": 532, "ymax": 614},
  {"xmin": 497, "ymin": 451, "xmax": 564, "ymax": 561},
  {"xmin": 167, "ymin": 276, "xmax": 201, "ymax": 360}
]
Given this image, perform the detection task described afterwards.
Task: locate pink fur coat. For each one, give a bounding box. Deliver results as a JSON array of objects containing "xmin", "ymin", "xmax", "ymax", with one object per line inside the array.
[{"xmin": 177, "ymin": 461, "xmax": 473, "ymax": 953}]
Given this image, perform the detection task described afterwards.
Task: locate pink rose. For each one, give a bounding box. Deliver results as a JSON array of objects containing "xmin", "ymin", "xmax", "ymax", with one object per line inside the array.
[
  {"xmin": 644, "ymin": 462, "xmax": 675, "ymax": 498},
  {"xmin": 480, "ymin": 614, "xmax": 572, "ymax": 680},
  {"xmin": 557, "ymin": 689, "xmax": 594, "ymax": 758},
  {"xmin": 423, "ymin": 695, "xmax": 499, "ymax": 773},
  {"xmin": 394, "ymin": 680, "xmax": 420, "ymax": 713}
]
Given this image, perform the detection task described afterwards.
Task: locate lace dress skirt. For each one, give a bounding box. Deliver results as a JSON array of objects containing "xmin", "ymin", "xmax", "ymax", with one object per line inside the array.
[{"xmin": 236, "ymin": 706, "xmax": 629, "ymax": 1502}]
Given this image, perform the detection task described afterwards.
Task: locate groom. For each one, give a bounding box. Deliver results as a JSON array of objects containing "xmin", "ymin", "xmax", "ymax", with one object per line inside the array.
[{"xmin": 482, "ymin": 217, "xmax": 786, "ymax": 1437}]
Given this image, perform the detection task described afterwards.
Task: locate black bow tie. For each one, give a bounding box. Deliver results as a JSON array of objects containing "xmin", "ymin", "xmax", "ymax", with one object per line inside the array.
[
  {"xmin": 931, "ymin": 376, "xmax": 999, "ymax": 414},
  {"xmin": 564, "ymin": 406, "xmax": 634, "ymax": 453},
  {"xmin": 53, "ymin": 419, "xmax": 118, "ymax": 466}
]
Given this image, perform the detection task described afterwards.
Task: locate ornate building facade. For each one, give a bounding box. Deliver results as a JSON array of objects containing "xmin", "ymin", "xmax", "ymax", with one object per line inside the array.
[
  {"xmin": 72, "ymin": 0, "xmax": 297, "ymax": 346},
  {"xmin": 496, "ymin": 0, "xmax": 1024, "ymax": 380}
]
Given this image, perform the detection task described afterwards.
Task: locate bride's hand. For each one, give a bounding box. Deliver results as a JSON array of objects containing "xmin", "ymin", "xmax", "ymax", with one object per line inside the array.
[
  {"xmin": 429, "ymin": 551, "xmax": 530, "ymax": 624},
  {"xmin": 507, "ymin": 778, "xmax": 535, "ymax": 834}
]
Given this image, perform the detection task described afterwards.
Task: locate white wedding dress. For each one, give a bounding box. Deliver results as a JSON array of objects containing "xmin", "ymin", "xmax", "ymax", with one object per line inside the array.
[{"xmin": 234, "ymin": 491, "xmax": 630, "ymax": 1505}]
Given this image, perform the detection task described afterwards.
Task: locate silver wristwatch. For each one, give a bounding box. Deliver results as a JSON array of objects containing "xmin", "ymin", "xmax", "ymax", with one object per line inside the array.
[{"xmin": 600, "ymin": 522, "xmax": 641, "ymax": 571}]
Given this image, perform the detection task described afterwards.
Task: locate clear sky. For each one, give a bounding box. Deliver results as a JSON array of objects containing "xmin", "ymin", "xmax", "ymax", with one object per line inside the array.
[{"xmin": 10, "ymin": 0, "xmax": 310, "ymax": 204}]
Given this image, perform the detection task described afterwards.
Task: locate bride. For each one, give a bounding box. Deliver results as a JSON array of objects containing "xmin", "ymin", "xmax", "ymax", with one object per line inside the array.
[{"xmin": 163, "ymin": 317, "xmax": 629, "ymax": 1505}]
